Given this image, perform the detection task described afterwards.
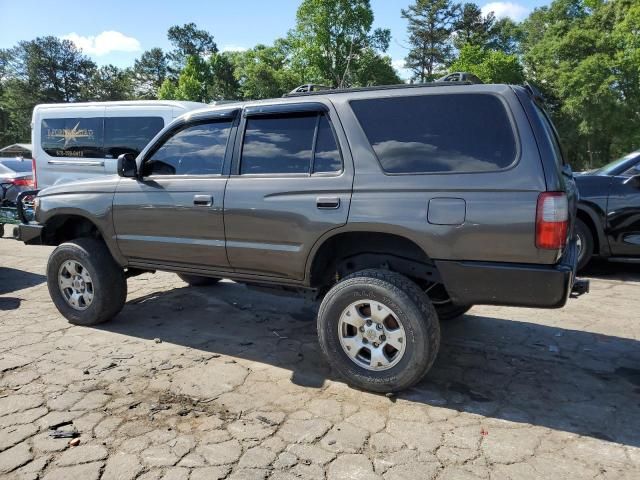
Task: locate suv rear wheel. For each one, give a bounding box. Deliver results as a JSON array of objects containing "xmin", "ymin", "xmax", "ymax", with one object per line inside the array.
[
  {"xmin": 177, "ymin": 274, "xmax": 221, "ymax": 286},
  {"xmin": 47, "ymin": 238, "xmax": 127, "ymax": 326},
  {"xmin": 317, "ymin": 269, "xmax": 440, "ymax": 392}
]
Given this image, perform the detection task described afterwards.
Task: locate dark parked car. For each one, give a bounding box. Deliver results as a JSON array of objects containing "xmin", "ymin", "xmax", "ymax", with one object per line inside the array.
[
  {"xmin": 0, "ymin": 158, "xmax": 33, "ymax": 204},
  {"xmin": 574, "ymin": 150, "xmax": 640, "ymax": 270},
  {"xmin": 18, "ymin": 82, "xmax": 588, "ymax": 392}
]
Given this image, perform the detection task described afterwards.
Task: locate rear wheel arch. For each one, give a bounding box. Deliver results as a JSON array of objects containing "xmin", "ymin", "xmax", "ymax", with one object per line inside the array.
[{"xmin": 306, "ymin": 230, "xmax": 439, "ymax": 291}]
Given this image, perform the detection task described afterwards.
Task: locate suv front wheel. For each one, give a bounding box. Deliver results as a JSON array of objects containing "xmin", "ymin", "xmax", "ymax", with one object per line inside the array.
[
  {"xmin": 47, "ymin": 238, "xmax": 127, "ymax": 326},
  {"xmin": 317, "ymin": 269, "xmax": 440, "ymax": 393}
]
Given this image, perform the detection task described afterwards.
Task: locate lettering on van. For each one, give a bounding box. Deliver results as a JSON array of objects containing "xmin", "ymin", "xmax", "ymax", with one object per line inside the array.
[{"xmin": 46, "ymin": 122, "xmax": 95, "ymax": 148}]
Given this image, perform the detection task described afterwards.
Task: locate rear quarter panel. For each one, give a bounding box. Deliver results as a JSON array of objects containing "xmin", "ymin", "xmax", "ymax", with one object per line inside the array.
[{"xmin": 330, "ymin": 85, "xmax": 556, "ymax": 265}]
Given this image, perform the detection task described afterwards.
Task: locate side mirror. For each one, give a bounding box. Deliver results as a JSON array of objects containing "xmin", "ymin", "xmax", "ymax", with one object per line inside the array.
[{"xmin": 117, "ymin": 153, "xmax": 138, "ymax": 178}]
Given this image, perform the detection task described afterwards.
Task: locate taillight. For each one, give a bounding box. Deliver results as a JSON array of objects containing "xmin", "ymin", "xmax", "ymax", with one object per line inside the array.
[
  {"xmin": 536, "ymin": 192, "xmax": 568, "ymax": 249},
  {"xmin": 12, "ymin": 178, "xmax": 34, "ymax": 187},
  {"xmin": 31, "ymin": 158, "xmax": 37, "ymax": 189}
]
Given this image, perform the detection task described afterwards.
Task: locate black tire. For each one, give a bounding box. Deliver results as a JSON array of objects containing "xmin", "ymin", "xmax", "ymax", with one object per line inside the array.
[
  {"xmin": 47, "ymin": 238, "xmax": 127, "ymax": 326},
  {"xmin": 435, "ymin": 303, "xmax": 472, "ymax": 321},
  {"xmin": 317, "ymin": 269, "xmax": 440, "ymax": 393},
  {"xmin": 0, "ymin": 224, "xmax": 4, "ymax": 238},
  {"xmin": 575, "ymin": 218, "xmax": 594, "ymax": 271},
  {"xmin": 177, "ymin": 273, "xmax": 221, "ymax": 286}
]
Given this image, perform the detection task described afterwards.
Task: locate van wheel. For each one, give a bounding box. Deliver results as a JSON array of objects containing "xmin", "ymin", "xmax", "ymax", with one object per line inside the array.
[
  {"xmin": 435, "ymin": 303, "xmax": 472, "ymax": 321},
  {"xmin": 177, "ymin": 274, "xmax": 221, "ymax": 286},
  {"xmin": 317, "ymin": 269, "xmax": 440, "ymax": 393},
  {"xmin": 47, "ymin": 238, "xmax": 126, "ymax": 326},
  {"xmin": 0, "ymin": 224, "xmax": 4, "ymax": 238},
  {"xmin": 575, "ymin": 218, "xmax": 594, "ymax": 271}
]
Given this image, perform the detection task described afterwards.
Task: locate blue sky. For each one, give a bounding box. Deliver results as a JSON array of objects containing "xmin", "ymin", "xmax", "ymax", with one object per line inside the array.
[{"xmin": 0, "ymin": 0, "xmax": 550, "ymax": 78}]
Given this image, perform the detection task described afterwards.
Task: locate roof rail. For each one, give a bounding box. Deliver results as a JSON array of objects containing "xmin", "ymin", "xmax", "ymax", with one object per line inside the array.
[{"xmin": 283, "ymin": 81, "xmax": 475, "ymax": 98}]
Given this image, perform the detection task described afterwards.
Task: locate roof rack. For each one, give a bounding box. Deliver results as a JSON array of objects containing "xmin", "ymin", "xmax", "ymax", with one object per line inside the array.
[{"xmin": 283, "ymin": 81, "xmax": 475, "ymax": 98}]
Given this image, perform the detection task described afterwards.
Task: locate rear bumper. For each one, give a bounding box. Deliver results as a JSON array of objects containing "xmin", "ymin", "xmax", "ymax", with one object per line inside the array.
[{"xmin": 435, "ymin": 241, "xmax": 586, "ymax": 309}]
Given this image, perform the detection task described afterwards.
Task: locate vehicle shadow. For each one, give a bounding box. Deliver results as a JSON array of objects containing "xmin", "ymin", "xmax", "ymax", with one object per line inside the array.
[
  {"xmin": 96, "ymin": 278, "xmax": 640, "ymax": 448},
  {"xmin": 581, "ymin": 258, "xmax": 640, "ymax": 282},
  {"xmin": 0, "ymin": 266, "xmax": 46, "ymax": 295}
]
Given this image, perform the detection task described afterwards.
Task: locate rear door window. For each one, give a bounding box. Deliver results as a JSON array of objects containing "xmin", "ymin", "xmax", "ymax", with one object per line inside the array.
[
  {"xmin": 241, "ymin": 115, "xmax": 317, "ymax": 175},
  {"xmin": 350, "ymin": 94, "xmax": 517, "ymax": 174},
  {"xmin": 41, "ymin": 118, "xmax": 104, "ymax": 158},
  {"xmin": 104, "ymin": 117, "xmax": 164, "ymax": 158}
]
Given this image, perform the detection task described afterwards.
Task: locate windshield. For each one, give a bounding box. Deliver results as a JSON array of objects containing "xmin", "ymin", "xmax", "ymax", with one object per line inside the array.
[
  {"xmin": 594, "ymin": 151, "xmax": 640, "ymax": 176},
  {"xmin": 0, "ymin": 159, "xmax": 32, "ymax": 173}
]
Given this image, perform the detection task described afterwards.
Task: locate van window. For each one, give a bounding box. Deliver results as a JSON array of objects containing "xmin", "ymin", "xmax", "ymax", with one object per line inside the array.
[
  {"xmin": 41, "ymin": 118, "xmax": 103, "ymax": 158},
  {"xmin": 350, "ymin": 94, "xmax": 517, "ymax": 174},
  {"xmin": 144, "ymin": 120, "xmax": 232, "ymax": 176},
  {"xmin": 104, "ymin": 117, "xmax": 164, "ymax": 158},
  {"xmin": 241, "ymin": 114, "xmax": 317, "ymax": 175}
]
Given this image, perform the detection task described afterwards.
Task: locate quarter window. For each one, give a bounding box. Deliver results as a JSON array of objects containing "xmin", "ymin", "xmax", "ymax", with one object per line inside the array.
[
  {"xmin": 313, "ymin": 115, "xmax": 342, "ymax": 173},
  {"xmin": 350, "ymin": 94, "xmax": 517, "ymax": 174},
  {"xmin": 240, "ymin": 113, "xmax": 342, "ymax": 175},
  {"xmin": 41, "ymin": 118, "xmax": 104, "ymax": 158},
  {"xmin": 144, "ymin": 121, "xmax": 232, "ymax": 176},
  {"xmin": 104, "ymin": 117, "xmax": 164, "ymax": 158}
]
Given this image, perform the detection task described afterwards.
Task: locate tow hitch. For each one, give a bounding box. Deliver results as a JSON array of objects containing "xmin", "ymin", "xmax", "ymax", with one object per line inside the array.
[{"xmin": 570, "ymin": 278, "xmax": 590, "ymax": 298}]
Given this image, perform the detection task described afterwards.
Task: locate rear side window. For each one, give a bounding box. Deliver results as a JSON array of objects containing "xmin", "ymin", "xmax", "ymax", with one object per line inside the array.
[
  {"xmin": 144, "ymin": 120, "xmax": 231, "ymax": 176},
  {"xmin": 104, "ymin": 117, "xmax": 164, "ymax": 158},
  {"xmin": 241, "ymin": 115, "xmax": 316, "ymax": 175},
  {"xmin": 41, "ymin": 118, "xmax": 103, "ymax": 158},
  {"xmin": 240, "ymin": 113, "xmax": 342, "ymax": 175},
  {"xmin": 350, "ymin": 94, "xmax": 517, "ymax": 174}
]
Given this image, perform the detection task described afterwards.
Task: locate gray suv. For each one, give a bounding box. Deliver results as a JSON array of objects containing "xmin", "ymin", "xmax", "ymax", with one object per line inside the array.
[{"xmin": 19, "ymin": 82, "xmax": 588, "ymax": 392}]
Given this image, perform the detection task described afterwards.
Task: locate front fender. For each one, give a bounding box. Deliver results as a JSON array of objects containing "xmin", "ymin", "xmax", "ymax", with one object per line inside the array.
[{"xmin": 38, "ymin": 193, "xmax": 126, "ymax": 266}]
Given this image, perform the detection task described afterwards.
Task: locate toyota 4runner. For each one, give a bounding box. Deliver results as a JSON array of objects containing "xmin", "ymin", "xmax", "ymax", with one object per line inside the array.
[{"xmin": 18, "ymin": 82, "xmax": 589, "ymax": 392}]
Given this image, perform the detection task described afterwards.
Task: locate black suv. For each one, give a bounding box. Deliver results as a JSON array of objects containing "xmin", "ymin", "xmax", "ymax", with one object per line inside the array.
[{"xmin": 19, "ymin": 83, "xmax": 587, "ymax": 392}]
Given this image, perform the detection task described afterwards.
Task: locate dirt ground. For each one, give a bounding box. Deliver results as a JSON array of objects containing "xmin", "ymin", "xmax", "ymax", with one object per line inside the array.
[{"xmin": 1, "ymin": 232, "xmax": 639, "ymax": 480}]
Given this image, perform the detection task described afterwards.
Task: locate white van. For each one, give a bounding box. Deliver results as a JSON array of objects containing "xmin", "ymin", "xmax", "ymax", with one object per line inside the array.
[{"xmin": 31, "ymin": 100, "xmax": 205, "ymax": 188}]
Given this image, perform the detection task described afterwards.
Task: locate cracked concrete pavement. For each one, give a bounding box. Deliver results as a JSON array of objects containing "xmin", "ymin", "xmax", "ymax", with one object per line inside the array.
[{"xmin": 1, "ymin": 234, "xmax": 639, "ymax": 479}]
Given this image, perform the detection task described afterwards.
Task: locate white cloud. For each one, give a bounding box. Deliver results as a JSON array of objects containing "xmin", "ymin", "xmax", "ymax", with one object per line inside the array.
[
  {"xmin": 221, "ymin": 44, "xmax": 247, "ymax": 53},
  {"xmin": 62, "ymin": 31, "xmax": 141, "ymax": 56},
  {"xmin": 392, "ymin": 59, "xmax": 405, "ymax": 71},
  {"xmin": 481, "ymin": 2, "xmax": 530, "ymax": 21}
]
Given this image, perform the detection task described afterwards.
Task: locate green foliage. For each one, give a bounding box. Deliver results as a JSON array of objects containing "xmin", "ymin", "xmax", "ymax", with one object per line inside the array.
[
  {"xmin": 133, "ymin": 48, "xmax": 169, "ymax": 99},
  {"xmin": 167, "ymin": 22, "xmax": 218, "ymax": 73},
  {"xmin": 84, "ymin": 65, "xmax": 134, "ymax": 101},
  {"xmin": 449, "ymin": 44, "xmax": 524, "ymax": 83},
  {"xmin": 230, "ymin": 44, "xmax": 302, "ymax": 100},
  {"xmin": 157, "ymin": 78, "xmax": 177, "ymax": 100},
  {"xmin": 521, "ymin": 0, "xmax": 640, "ymax": 168},
  {"xmin": 402, "ymin": 0, "xmax": 459, "ymax": 82},
  {"xmin": 0, "ymin": 36, "xmax": 96, "ymax": 144},
  {"xmin": 453, "ymin": 3, "xmax": 494, "ymax": 49},
  {"xmin": 288, "ymin": 0, "xmax": 393, "ymax": 87}
]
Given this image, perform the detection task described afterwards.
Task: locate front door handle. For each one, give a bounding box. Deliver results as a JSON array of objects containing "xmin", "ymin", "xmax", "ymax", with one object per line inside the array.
[
  {"xmin": 193, "ymin": 194, "xmax": 213, "ymax": 207},
  {"xmin": 317, "ymin": 197, "xmax": 340, "ymax": 209}
]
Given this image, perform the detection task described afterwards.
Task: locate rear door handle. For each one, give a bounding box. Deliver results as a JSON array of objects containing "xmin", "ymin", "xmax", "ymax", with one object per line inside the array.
[
  {"xmin": 316, "ymin": 197, "xmax": 340, "ymax": 209},
  {"xmin": 193, "ymin": 195, "xmax": 213, "ymax": 207}
]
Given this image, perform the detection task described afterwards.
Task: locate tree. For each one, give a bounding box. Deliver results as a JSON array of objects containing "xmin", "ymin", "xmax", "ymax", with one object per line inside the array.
[
  {"xmin": 208, "ymin": 53, "xmax": 240, "ymax": 101},
  {"xmin": 83, "ymin": 65, "xmax": 134, "ymax": 101},
  {"xmin": 167, "ymin": 23, "xmax": 217, "ymax": 73},
  {"xmin": 288, "ymin": 0, "xmax": 393, "ymax": 87},
  {"xmin": 402, "ymin": 0, "xmax": 459, "ymax": 82},
  {"xmin": 0, "ymin": 36, "xmax": 96, "ymax": 144},
  {"xmin": 520, "ymin": 0, "xmax": 640, "ymax": 168},
  {"xmin": 230, "ymin": 44, "xmax": 303, "ymax": 100},
  {"xmin": 487, "ymin": 17, "xmax": 523, "ymax": 55},
  {"xmin": 453, "ymin": 3, "xmax": 494, "ymax": 49},
  {"xmin": 133, "ymin": 48, "xmax": 169, "ymax": 98},
  {"xmin": 449, "ymin": 44, "xmax": 524, "ymax": 83}
]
